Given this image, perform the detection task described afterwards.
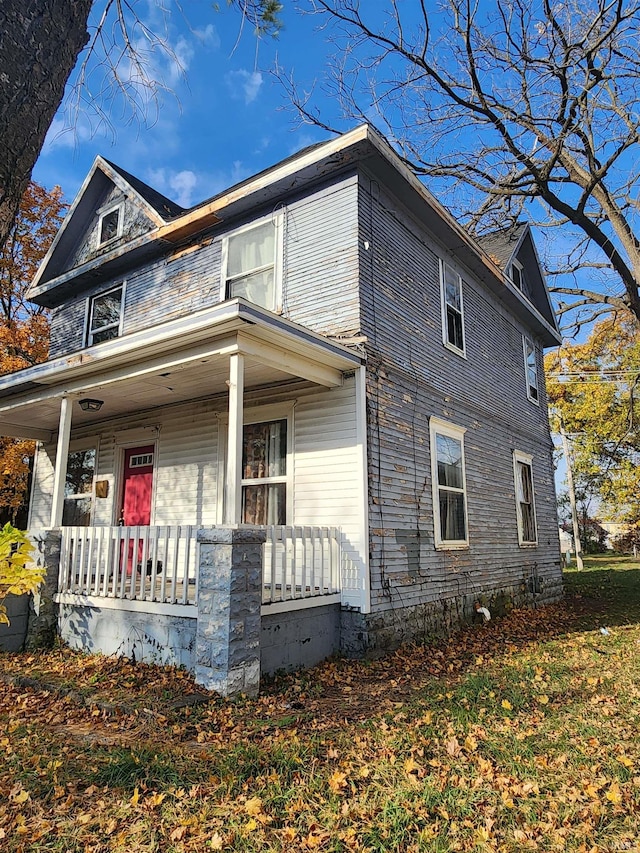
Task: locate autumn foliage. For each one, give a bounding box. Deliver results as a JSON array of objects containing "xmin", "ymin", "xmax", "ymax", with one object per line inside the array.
[
  {"xmin": 545, "ymin": 317, "xmax": 640, "ymax": 543},
  {"xmin": 0, "ymin": 523, "xmax": 42, "ymax": 625},
  {"xmin": 1, "ymin": 555, "xmax": 639, "ymax": 850},
  {"xmin": 0, "ymin": 182, "xmax": 66, "ymax": 521}
]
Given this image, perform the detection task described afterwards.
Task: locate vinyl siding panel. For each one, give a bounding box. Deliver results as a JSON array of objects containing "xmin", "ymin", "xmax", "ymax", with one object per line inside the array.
[
  {"xmin": 283, "ymin": 176, "xmax": 360, "ymax": 336},
  {"xmin": 293, "ymin": 379, "xmax": 365, "ymax": 605}
]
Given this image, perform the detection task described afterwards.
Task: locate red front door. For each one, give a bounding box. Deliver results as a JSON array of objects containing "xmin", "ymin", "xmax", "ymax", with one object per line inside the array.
[
  {"xmin": 122, "ymin": 445, "xmax": 154, "ymax": 526},
  {"xmin": 121, "ymin": 445, "xmax": 154, "ymax": 574}
]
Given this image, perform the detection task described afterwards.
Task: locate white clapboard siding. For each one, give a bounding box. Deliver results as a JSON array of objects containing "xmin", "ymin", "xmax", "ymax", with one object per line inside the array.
[
  {"xmin": 284, "ymin": 176, "xmax": 361, "ymax": 336},
  {"xmin": 28, "ymin": 443, "xmax": 55, "ymax": 528},
  {"xmin": 293, "ymin": 380, "xmax": 366, "ymax": 609}
]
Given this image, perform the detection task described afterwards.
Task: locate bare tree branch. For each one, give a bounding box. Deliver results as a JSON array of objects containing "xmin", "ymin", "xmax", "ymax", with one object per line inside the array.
[{"xmin": 287, "ymin": 0, "xmax": 640, "ymax": 329}]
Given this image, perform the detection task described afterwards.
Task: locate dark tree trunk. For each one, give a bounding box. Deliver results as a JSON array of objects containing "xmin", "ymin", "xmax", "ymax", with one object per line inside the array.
[{"xmin": 0, "ymin": 1, "xmax": 93, "ymax": 251}]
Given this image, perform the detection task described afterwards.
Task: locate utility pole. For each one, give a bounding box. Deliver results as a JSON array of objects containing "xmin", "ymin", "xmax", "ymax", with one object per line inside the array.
[{"xmin": 559, "ymin": 416, "xmax": 584, "ymax": 571}]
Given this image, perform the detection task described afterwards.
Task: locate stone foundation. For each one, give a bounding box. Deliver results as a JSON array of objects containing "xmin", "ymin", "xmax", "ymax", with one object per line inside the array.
[{"xmin": 341, "ymin": 575, "xmax": 564, "ymax": 657}]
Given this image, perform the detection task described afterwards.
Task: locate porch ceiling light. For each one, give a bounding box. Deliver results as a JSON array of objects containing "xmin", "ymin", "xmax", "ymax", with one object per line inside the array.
[{"xmin": 78, "ymin": 398, "xmax": 104, "ymax": 412}]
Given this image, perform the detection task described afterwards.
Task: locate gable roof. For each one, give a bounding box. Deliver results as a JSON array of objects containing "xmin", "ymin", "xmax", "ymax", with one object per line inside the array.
[
  {"xmin": 26, "ymin": 156, "xmax": 185, "ymax": 298},
  {"xmin": 476, "ymin": 223, "xmax": 559, "ymax": 332},
  {"xmin": 27, "ymin": 125, "xmax": 561, "ymax": 345},
  {"xmin": 476, "ymin": 223, "xmax": 528, "ymax": 270},
  {"xmin": 104, "ymin": 160, "xmax": 185, "ymax": 219}
]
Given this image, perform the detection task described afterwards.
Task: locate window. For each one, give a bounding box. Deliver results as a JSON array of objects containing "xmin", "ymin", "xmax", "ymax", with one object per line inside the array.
[
  {"xmin": 87, "ymin": 285, "xmax": 124, "ymax": 346},
  {"xmin": 430, "ymin": 418, "xmax": 468, "ymax": 548},
  {"xmin": 62, "ymin": 447, "xmax": 96, "ymax": 526},
  {"xmin": 523, "ymin": 337, "xmax": 539, "ymax": 402},
  {"xmin": 242, "ymin": 419, "xmax": 288, "ymax": 524},
  {"xmin": 98, "ymin": 205, "xmax": 122, "ymax": 245},
  {"xmin": 222, "ymin": 216, "xmax": 282, "ymax": 312},
  {"xmin": 513, "ymin": 452, "xmax": 537, "ymax": 545},
  {"xmin": 440, "ymin": 260, "xmax": 465, "ymax": 355},
  {"xmin": 509, "ymin": 260, "xmax": 524, "ymax": 291}
]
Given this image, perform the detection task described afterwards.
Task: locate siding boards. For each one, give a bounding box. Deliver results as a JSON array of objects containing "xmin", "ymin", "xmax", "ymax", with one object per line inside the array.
[
  {"xmin": 358, "ymin": 174, "xmax": 560, "ymax": 615},
  {"xmin": 284, "ymin": 176, "xmax": 361, "ymax": 336},
  {"xmin": 49, "ymin": 174, "xmax": 361, "ymax": 359}
]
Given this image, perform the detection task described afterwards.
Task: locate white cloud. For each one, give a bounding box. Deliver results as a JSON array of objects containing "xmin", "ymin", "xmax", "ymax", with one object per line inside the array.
[
  {"xmin": 42, "ymin": 115, "xmax": 94, "ymax": 153},
  {"xmin": 147, "ymin": 168, "xmax": 199, "ymax": 207},
  {"xmin": 225, "ymin": 69, "xmax": 264, "ymax": 105},
  {"xmin": 193, "ymin": 24, "xmax": 220, "ymax": 49}
]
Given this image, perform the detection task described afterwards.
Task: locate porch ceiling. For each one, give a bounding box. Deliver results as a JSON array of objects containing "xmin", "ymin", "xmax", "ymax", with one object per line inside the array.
[{"xmin": 0, "ymin": 300, "xmax": 363, "ymax": 442}]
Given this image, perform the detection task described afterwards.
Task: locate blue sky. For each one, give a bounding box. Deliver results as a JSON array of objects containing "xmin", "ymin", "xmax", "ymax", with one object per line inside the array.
[{"xmin": 33, "ymin": 2, "xmax": 335, "ymax": 208}]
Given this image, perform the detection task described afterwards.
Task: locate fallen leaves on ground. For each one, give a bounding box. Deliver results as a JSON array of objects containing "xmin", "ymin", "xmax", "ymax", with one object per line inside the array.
[{"xmin": 1, "ymin": 555, "xmax": 640, "ymax": 851}]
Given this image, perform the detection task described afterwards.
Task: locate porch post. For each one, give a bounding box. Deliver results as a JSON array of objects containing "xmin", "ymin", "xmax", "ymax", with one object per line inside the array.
[
  {"xmin": 50, "ymin": 396, "xmax": 72, "ymax": 528},
  {"xmin": 224, "ymin": 352, "xmax": 244, "ymax": 524}
]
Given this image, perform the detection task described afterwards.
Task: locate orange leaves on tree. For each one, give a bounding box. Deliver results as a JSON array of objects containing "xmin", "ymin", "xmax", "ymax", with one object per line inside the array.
[{"xmin": 0, "ymin": 181, "xmax": 66, "ymax": 520}]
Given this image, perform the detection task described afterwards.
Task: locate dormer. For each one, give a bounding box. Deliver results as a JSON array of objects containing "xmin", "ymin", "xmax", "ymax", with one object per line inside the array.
[{"xmin": 476, "ymin": 222, "xmax": 558, "ymax": 333}]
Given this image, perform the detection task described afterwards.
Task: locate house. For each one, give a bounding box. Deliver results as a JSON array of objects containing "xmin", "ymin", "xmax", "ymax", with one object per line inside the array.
[{"xmin": 0, "ymin": 125, "xmax": 563, "ymax": 694}]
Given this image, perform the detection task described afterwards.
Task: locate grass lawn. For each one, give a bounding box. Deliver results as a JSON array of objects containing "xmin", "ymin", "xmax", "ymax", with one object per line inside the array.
[{"xmin": 1, "ymin": 554, "xmax": 639, "ymax": 852}]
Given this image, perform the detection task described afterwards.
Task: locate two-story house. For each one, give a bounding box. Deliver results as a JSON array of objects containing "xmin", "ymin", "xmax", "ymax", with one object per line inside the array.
[{"xmin": 0, "ymin": 125, "xmax": 562, "ymax": 694}]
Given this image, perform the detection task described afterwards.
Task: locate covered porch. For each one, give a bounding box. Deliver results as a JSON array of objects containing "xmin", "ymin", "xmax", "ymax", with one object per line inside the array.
[{"xmin": 0, "ymin": 300, "xmax": 370, "ymax": 690}]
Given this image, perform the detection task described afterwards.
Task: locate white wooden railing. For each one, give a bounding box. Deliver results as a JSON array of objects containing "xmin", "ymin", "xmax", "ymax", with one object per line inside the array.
[
  {"xmin": 58, "ymin": 524, "xmax": 344, "ymax": 609},
  {"xmin": 262, "ymin": 525, "xmax": 341, "ymax": 605},
  {"xmin": 59, "ymin": 525, "xmax": 197, "ymax": 605}
]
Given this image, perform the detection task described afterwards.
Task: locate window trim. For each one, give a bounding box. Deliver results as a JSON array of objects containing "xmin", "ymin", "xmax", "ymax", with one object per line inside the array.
[
  {"xmin": 220, "ymin": 213, "xmax": 284, "ymax": 313},
  {"xmin": 429, "ymin": 416, "xmax": 469, "ymax": 550},
  {"xmin": 217, "ymin": 402, "xmax": 294, "ymax": 524},
  {"xmin": 523, "ymin": 336, "xmax": 539, "ymax": 404},
  {"xmin": 86, "ymin": 283, "xmax": 125, "ymax": 347},
  {"xmin": 513, "ymin": 450, "xmax": 538, "ymax": 546},
  {"xmin": 439, "ymin": 259, "xmax": 466, "ymax": 357},
  {"xmin": 97, "ymin": 202, "xmax": 124, "ymax": 247}
]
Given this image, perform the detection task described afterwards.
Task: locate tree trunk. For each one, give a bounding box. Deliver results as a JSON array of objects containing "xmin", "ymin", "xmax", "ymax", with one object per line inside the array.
[{"xmin": 0, "ymin": 1, "xmax": 93, "ymax": 252}]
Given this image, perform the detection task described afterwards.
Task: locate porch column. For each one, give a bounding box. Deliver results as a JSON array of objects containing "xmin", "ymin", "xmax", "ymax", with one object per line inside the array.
[
  {"xmin": 50, "ymin": 396, "xmax": 72, "ymax": 528},
  {"xmin": 195, "ymin": 527, "xmax": 265, "ymax": 697},
  {"xmin": 224, "ymin": 353, "xmax": 244, "ymax": 524}
]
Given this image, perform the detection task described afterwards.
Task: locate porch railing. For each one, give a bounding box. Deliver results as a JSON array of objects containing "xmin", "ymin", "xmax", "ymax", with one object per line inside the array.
[
  {"xmin": 59, "ymin": 525, "xmax": 197, "ymax": 605},
  {"xmin": 262, "ymin": 525, "xmax": 341, "ymax": 605},
  {"xmin": 57, "ymin": 524, "xmax": 344, "ymax": 608}
]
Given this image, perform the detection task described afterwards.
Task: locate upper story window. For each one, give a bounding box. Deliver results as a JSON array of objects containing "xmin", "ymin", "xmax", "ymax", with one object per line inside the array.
[
  {"xmin": 523, "ymin": 336, "xmax": 539, "ymax": 403},
  {"xmin": 87, "ymin": 284, "xmax": 124, "ymax": 346},
  {"xmin": 513, "ymin": 451, "xmax": 537, "ymax": 545},
  {"xmin": 430, "ymin": 417, "xmax": 469, "ymax": 549},
  {"xmin": 440, "ymin": 260, "xmax": 465, "ymax": 356},
  {"xmin": 98, "ymin": 204, "xmax": 123, "ymax": 246},
  {"xmin": 509, "ymin": 260, "xmax": 525, "ymax": 291},
  {"xmin": 222, "ymin": 215, "xmax": 282, "ymax": 312}
]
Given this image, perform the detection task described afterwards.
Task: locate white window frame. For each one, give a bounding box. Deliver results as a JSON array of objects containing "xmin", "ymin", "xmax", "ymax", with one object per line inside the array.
[
  {"xmin": 62, "ymin": 438, "xmax": 99, "ymax": 527},
  {"xmin": 439, "ymin": 259, "xmax": 466, "ymax": 357},
  {"xmin": 97, "ymin": 202, "xmax": 124, "ymax": 247},
  {"xmin": 429, "ymin": 417, "xmax": 469, "ymax": 549},
  {"xmin": 513, "ymin": 450, "xmax": 538, "ymax": 546},
  {"xmin": 220, "ymin": 213, "xmax": 284, "ymax": 313},
  {"xmin": 217, "ymin": 403, "xmax": 294, "ymax": 524},
  {"xmin": 86, "ymin": 283, "xmax": 125, "ymax": 347},
  {"xmin": 523, "ymin": 336, "xmax": 539, "ymax": 404},
  {"xmin": 509, "ymin": 259, "xmax": 524, "ymax": 291}
]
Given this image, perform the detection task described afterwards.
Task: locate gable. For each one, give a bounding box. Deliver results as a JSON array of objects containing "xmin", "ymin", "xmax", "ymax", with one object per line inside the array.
[
  {"xmin": 27, "ymin": 157, "xmax": 183, "ymax": 301},
  {"xmin": 477, "ymin": 224, "xmax": 558, "ymax": 332}
]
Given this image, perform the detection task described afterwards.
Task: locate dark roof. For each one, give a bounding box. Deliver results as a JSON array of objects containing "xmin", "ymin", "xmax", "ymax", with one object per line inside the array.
[
  {"xmin": 105, "ymin": 160, "xmax": 186, "ymax": 219},
  {"xmin": 476, "ymin": 222, "xmax": 528, "ymax": 270}
]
